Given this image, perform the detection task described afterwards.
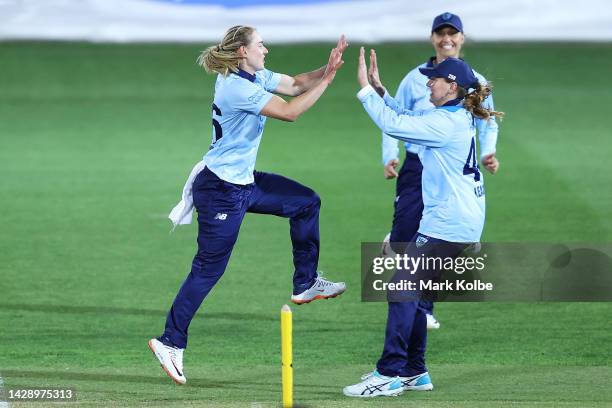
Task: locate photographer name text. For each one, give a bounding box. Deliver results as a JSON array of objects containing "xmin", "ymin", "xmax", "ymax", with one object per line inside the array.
[{"xmin": 373, "ymin": 279, "xmax": 494, "ymax": 291}]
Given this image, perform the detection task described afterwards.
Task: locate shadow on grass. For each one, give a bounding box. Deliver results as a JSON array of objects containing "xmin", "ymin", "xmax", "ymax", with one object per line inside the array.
[
  {"xmin": 2, "ymin": 369, "xmax": 212, "ymax": 387},
  {"xmin": 0, "ymin": 303, "xmax": 365, "ymax": 326},
  {"xmin": 0, "ymin": 303, "xmax": 371, "ymax": 329},
  {"xmin": 0, "ymin": 303, "xmax": 277, "ymax": 322},
  {"xmin": 1, "ymin": 369, "xmax": 339, "ymax": 396}
]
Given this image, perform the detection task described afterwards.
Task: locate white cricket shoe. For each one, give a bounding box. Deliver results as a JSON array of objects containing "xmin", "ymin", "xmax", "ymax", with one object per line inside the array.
[
  {"xmin": 343, "ymin": 370, "xmax": 404, "ymax": 398},
  {"xmin": 148, "ymin": 338, "xmax": 186, "ymax": 385},
  {"xmin": 426, "ymin": 314, "xmax": 441, "ymax": 330},
  {"xmin": 291, "ymin": 274, "xmax": 346, "ymax": 305},
  {"xmin": 360, "ymin": 370, "xmax": 434, "ymax": 391}
]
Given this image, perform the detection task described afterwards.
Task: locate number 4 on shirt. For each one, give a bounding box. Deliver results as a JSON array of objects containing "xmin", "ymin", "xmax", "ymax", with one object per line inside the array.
[{"xmin": 463, "ymin": 137, "xmax": 481, "ymax": 182}]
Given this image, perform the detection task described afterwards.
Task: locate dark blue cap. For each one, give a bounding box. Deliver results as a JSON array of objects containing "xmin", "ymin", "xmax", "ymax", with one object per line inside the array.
[
  {"xmin": 432, "ymin": 12, "xmax": 463, "ymax": 33},
  {"xmin": 418, "ymin": 57, "xmax": 478, "ymax": 89}
]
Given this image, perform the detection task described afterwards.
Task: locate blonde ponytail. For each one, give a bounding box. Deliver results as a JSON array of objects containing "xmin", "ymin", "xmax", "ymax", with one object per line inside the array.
[
  {"xmin": 196, "ymin": 25, "xmax": 256, "ymax": 76},
  {"xmin": 462, "ymin": 82, "xmax": 505, "ymax": 120}
]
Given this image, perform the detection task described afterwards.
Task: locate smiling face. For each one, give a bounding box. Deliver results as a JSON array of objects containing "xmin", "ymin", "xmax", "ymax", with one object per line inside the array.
[
  {"xmin": 239, "ymin": 30, "xmax": 268, "ymax": 73},
  {"xmin": 427, "ymin": 77, "xmax": 458, "ymax": 107},
  {"xmin": 430, "ymin": 26, "xmax": 465, "ymax": 62}
]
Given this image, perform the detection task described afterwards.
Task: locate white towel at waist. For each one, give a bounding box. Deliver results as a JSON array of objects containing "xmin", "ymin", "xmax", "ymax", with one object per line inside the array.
[{"xmin": 168, "ymin": 160, "xmax": 206, "ymax": 230}]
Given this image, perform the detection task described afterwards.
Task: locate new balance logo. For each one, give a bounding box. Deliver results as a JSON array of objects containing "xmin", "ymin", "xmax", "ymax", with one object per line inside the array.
[{"xmin": 214, "ymin": 213, "xmax": 227, "ymax": 220}]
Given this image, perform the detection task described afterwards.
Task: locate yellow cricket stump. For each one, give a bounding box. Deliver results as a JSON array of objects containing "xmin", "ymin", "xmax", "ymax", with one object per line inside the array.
[{"xmin": 281, "ymin": 304, "xmax": 293, "ymax": 408}]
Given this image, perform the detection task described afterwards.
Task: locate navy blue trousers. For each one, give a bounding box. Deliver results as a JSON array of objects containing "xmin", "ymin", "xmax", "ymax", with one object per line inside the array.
[
  {"xmin": 376, "ymin": 234, "xmax": 467, "ymax": 377},
  {"xmin": 161, "ymin": 167, "xmax": 320, "ymax": 348},
  {"xmin": 389, "ymin": 152, "xmax": 433, "ymax": 315}
]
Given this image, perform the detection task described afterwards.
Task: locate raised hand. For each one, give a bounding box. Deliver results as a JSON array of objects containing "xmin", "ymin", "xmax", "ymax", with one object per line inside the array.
[
  {"xmin": 368, "ymin": 49, "xmax": 385, "ymax": 97},
  {"xmin": 323, "ymin": 47, "xmax": 344, "ymax": 84},
  {"xmin": 336, "ymin": 34, "xmax": 348, "ymax": 54},
  {"xmin": 323, "ymin": 34, "xmax": 348, "ymax": 83},
  {"xmin": 357, "ymin": 46, "xmax": 369, "ymax": 88}
]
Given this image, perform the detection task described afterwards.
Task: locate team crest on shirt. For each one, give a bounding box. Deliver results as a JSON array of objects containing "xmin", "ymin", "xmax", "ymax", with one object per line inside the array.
[
  {"xmin": 248, "ymin": 89, "xmax": 266, "ymax": 104},
  {"xmin": 415, "ymin": 235, "xmax": 429, "ymax": 248}
]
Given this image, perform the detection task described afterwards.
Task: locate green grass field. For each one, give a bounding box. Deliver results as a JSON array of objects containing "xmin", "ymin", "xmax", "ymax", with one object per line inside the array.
[{"xmin": 1, "ymin": 41, "xmax": 611, "ymax": 407}]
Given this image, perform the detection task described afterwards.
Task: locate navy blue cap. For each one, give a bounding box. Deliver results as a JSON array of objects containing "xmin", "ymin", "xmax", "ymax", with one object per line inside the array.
[
  {"xmin": 418, "ymin": 57, "xmax": 478, "ymax": 89},
  {"xmin": 432, "ymin": 12, "xmax": 463, "ymax": 33}
]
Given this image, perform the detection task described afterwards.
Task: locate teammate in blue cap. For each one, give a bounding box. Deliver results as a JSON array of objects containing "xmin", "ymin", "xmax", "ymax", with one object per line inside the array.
[
  {"xmin": 149, "ymin": 25, "xmax": 348, "ymax": 385},
  {"xmin": 375, "ymin": 12, "xmax": 500, "ymax": 330},
  {"xmin": 343, "ymin": 48, "xmax": 504, "ymax": 398}
]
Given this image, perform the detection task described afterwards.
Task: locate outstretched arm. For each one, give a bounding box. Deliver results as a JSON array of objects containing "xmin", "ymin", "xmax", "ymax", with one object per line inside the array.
[
  {"xmin": 261, "ymin": 45, "xmax": 345, "ymax": 122},
  {"xmin": 275, "ymin": 35, "xmax": 348, "ymax": 96},
  {"xmin": 275, "ymin": 67, "xmax": 326, "ymax": 97}
]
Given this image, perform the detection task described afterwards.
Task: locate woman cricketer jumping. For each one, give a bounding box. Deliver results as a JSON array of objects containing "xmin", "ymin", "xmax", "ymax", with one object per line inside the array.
[
  {"xmin": 343, "ymin": 48, "xmax": 503, "ymax": 397},
  {"xmin": 149, "ymin": 26, "xmax": 348, "ymax": 385}
]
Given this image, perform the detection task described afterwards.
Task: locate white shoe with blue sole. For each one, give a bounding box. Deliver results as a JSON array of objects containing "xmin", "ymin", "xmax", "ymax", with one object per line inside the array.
[
  {"xmin": 401, "ymin": 372, "xmax": 434, "ymax": 391},
  {"xmin": 361, "ymin": 370, "xmax": 434, "ymax": 391},
  {"xmin": 343, "ymin": 370, "xmax": 404, "ymax": 398}
]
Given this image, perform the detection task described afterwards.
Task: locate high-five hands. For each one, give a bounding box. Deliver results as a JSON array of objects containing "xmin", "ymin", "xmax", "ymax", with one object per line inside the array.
[
  {"xmin": 323, "ymin": 35, "xmax": 348, "ymax": 84},
  {"xmin": 358, "ymin": 47, "xmax": 386, "ymax": 96},
  {"xmin": 367, "ymin": 49, "xmax": 386, "ymax": 97},
  {"xmin": 357, "ymin": 46, "xmax": 369, "ymax": 88},
  {"xmin": 336, "ymin": 34, "xmax": 349, "ymax": 54}
]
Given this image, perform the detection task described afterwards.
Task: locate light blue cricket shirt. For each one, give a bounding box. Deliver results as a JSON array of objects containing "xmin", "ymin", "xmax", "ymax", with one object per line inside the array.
[
  {"xmin": 204, "ymin": 68, "xmax": 281, "ymax": 185},
  {"xmin": 359, "ymin": 85, "xmax": 486, "ymax": 243},
  {"xmin": 382, "ymin": 57, "xmax": 498, "ymax": 165}
]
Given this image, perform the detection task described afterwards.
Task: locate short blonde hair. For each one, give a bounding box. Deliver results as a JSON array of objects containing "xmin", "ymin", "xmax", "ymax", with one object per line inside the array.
[{"xmin": 197, "ymin": 25, "xmax": 256, "ymax": 76}]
